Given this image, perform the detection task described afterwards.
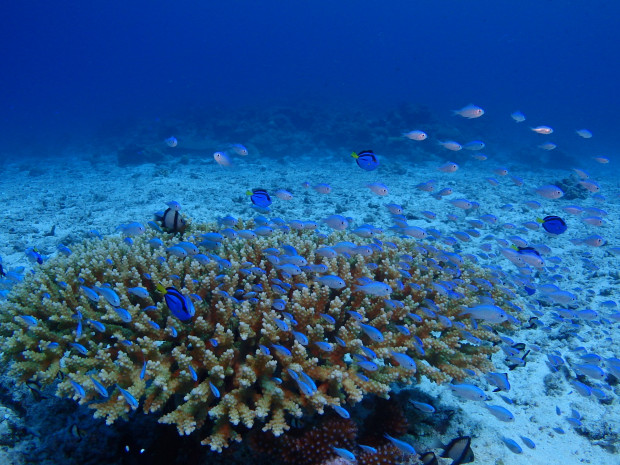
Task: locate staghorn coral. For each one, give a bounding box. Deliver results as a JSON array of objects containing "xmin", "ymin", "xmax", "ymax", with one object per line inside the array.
[{"xmin": 0, "ymin": 220, "xmax": 519, "ymax": 451}]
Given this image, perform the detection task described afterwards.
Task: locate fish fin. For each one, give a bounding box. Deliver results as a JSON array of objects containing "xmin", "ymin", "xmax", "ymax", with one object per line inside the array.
[{"xmin": 351, "ymin": 152, "xmax": 358, "ymax": 159}]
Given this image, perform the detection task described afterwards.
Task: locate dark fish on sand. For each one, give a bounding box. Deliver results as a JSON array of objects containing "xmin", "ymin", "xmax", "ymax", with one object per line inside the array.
[
  {"xmin": 157, "ymin": 206, "xmax": 187, "ymax": 233},
  {"xmin": 441, "ymin": 436, "xmax": 474, "ymax": 464}
]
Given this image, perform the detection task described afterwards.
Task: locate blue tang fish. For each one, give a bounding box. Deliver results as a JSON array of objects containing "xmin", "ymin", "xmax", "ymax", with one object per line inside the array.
[
  {"xmin": 157, "ymin": 284, "xmax": 195, "ymax": 321},
  {"xmin": 351, "ymin": 150, "xmax": 379, "ymax": 171},
  {"xmin": 247, "ymin": 188, "xmax": 272, "ymax": 208},
  {"xmin": 538, "ymin": 215, "xmax": 567, "ymax": 235}
]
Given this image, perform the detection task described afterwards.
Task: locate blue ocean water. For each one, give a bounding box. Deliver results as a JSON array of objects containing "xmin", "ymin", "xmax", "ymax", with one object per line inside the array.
[
  {"xmin": 1, "ymin": 1, "xmax": 619, "ymax": 161},
  {"xmin": 0, "ymin": 2, "xmax": 619, "ymax": 465}
]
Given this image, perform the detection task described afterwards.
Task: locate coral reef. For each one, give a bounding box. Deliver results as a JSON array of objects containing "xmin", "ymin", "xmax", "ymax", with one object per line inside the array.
[{"xmin": 0, "ymin": 220, "xmax": 518, "ymax": 451}]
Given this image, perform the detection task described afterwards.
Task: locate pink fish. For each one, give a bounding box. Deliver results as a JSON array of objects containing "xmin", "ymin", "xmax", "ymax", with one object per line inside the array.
[
  {"xmin": 453, "ymin": 104, "xmax": 484, "ymax": 119},
  {"xmin": 572, "ymin": 168, "xmax": 589, "ymax": 179},
  {"xmin": 416, "ymin": 181, "xmax": 436, "ymax": 192},
  {"xmin": 539, "ymin": 142, "xmax": 557, "ymax": 150},
  {"xmin": 471, "ymin": 154, "xmax": 487, "ymax": 161},
  {"xmin": 510, "ymin": 176, "xmax": 524, "ymax": 186},
  {"xmin": 573, "ymin": 235, "xmax": 605, "ymax": 247},
  {"xmin": 323, "ymin": 215, "xmax": 349, "ymax": 230},
  {"xmin": 165, "ymin": 137, "xmax": 178, "ymax": 147},
  {"xmin": 436, "ymin": 187, "xmax": 453, "ymax": 197},
  {"xmin": 438, "ymin": 162, "xmax": 459, "ymax": 173},
  {"xmin": 582, "ymin": 216, "xmax": 603, "ymax": 226},
  {"xmin": 492, "ymin": 167, "xmax": 508, "ymax": 176},
  {"xmin": 403, "ymin": 130, "xmax": 427, "ymax": 141},
  {"xmin": 386, "ymin": 203, "xmax": 403, "ymax": 215},
  {"xmin": 562, "ymin": 205, "xmax": 584, "ymax": 215},
  {"xmin": 592, "ymin": 156, "xmax": 609, "ymax": 164},
  {"xmin": 301, "ymin": 181, "xmax": 310, "ymax": 188},
  {"xmin": 576, "ymin": 129, "xmax": 592, "ymax": 139},
  {"xmin": 313, "ymin": 183, "xmax": 332, "ymax": 194},
  {"xmin": 450, "ymin": 199, "xmax": 473, "ymax": 209},
  {"xmin": 534, "ymin": 185, "xmax": 564, "ymax": 199},
  {"xmin": 275, "ymin": 189, "xmax": 293, "ymax": 200},
  {"xmin": 487, "ymin": 178, "xmax": 499, "ymax": 186},
  {"xmin": 523, "ymin": 200, "xmax": 541, "ymax": 209},
  {"xmin": 438, "ymin": 141, "xmax": 462, "ymax": 151},
  {"xmin": 366, "ymin": 183, "xmax": 389, "ymax": 196},
  {"xmin": 230, "ymin": 144, "xmax": 249, "ymax": 156},
  {"xmin": 531, "ymin": 126, "xmax": 553, "ymax": 134},
  {"xmin": 579, "ymin": 180, "xmax": 600, "ymax": 193},
  {"xmin": 213, "ymin": 151, "xmax": 231, "ymax": 167}
]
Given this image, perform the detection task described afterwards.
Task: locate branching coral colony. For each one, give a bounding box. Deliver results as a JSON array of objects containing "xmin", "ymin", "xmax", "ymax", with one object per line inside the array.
[{"xmin": 0, "ymin": 220, "xmax": 520, "ymax": 451}]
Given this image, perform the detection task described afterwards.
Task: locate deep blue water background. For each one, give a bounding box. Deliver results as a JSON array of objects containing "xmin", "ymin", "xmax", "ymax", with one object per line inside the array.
[{"xmin": 1, "ymin": 0, "xmax": 619, "ymax": 161}]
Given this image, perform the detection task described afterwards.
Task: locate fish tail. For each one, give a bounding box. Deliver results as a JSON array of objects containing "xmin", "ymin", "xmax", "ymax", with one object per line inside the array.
[
  {"xmin": 351, "ymin": 152, "xmax": 358, "ymax": 159},
  {"xmin": 155, "ymin": 283, "xmax": 167, "ymax": 294}
]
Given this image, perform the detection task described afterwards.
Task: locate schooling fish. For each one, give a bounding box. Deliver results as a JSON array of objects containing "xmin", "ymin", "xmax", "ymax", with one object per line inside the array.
[
  {"xmin": 403, "ymin": 130, "xmax": 427, "ymax": 140},
  {"xmin": 351, "ymin": 150, "xmax": 379, "ymax": 171},
  {"xmin": 453, "ymin": 104, "xmax": 484, "ymax": 119},
  {"xmin": 247, "ymin": 188, "xmax": 272, "ymax": 208},
  {"xmin": 156, "ymin": 284, "xmax": 195, "ymax": 321}
]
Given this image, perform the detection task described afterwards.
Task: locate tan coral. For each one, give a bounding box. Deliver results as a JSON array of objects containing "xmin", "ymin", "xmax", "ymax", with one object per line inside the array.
[{"xmin": 0, "ymin": 222, "xmax": 521, "ymax": 451}]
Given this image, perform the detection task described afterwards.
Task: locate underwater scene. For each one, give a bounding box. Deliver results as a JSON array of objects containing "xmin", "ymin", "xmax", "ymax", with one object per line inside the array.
[{"xmin": 0, "ymin": 1, "xmax": 618, "ymax": 464}]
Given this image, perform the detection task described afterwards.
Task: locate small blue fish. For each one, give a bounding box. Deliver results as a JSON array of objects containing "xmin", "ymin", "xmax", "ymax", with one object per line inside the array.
[
  {"xmin": 16, "ymin": 315, "xmax": 37, "ymax": 326},
  {"xmin": 209, "ymin": 381, "xmax": 220, "ymax": 398},
  {"xmin": 86, "ymin": 320, "xmax": 105, "ymax": 333},
  {"xmin": 410, "ymin": 400, "xmax": 435, "ymax": 413},
  {"xmin": 520, "ymin": 436, "xmax": 536, "ymax": 449},
  {"xmin": 449, "ymin": 383, "xmax": 487, "ymax": 401},
  {"xmin": 89, "ymin": 376, "xmax": 109, "ymax": 398},
  {"xmin": 271, "ymin": 344, "xmax": 291, "ymax": 356},
  {"xmin": 70, "ymin": 342, "xmax": 88, "ymax": 355},
  {"xmin": 112, "ymin": 307, "xmax": 132, "ymax": 323},
  {"xmin": 384, "ymin": 434, "xmax": 416, "ymax": 455},
  {"xmin": 332, "ymin": 447, "xmax": 356, "ymax": 462},
  {"xmin": 332, "ymin": 405, "xmax": 350, "ymax": 418},
  {"xmin": 501, "ymin": 436, "xmax": 523, "ymax": 454},
  {"xmin": 292, "ymin": 331, "xmax": 309, "ymax": 345},
  {"xmin": 69, "ymin": 380, "xmax": 85, "ymax": 397},
  {"xmin": 483, "ymin": 404, "xmax": 514, "ymax": 422},
  {"xmin": 390, "ymin": 351, "xmax": 417, "ymax": 371},
  {"xmin": 359, "ymin": 444, "xmax": 377, "ymax": 454},
  {"xmin": 140, "ymin": 360, "xmax": 147, "ymax": 380},
  {"xmin": 128, "ymin": 287, "xmax": 149, "ymax": 298},
  {"xmin": 359, "ymin": 323, "xmax": 384, "ymax": 342},
  {"xmin": 116, "ymin": 385, "xmax": 139, "ymax": 409},
  {"xmin": 80, "ymin": 286, "xmax": 99, "ymax": 302},
  {"xmin": 314, "ymin": 341, "xmax": 333, "ymax": 352},
  {"xmin": 351, "ymin": 150, "xmax": 379, "ymax": 171},
  {"xmin": 357, "ymin": 361, "xmax": 378, "ymax": 371}
]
